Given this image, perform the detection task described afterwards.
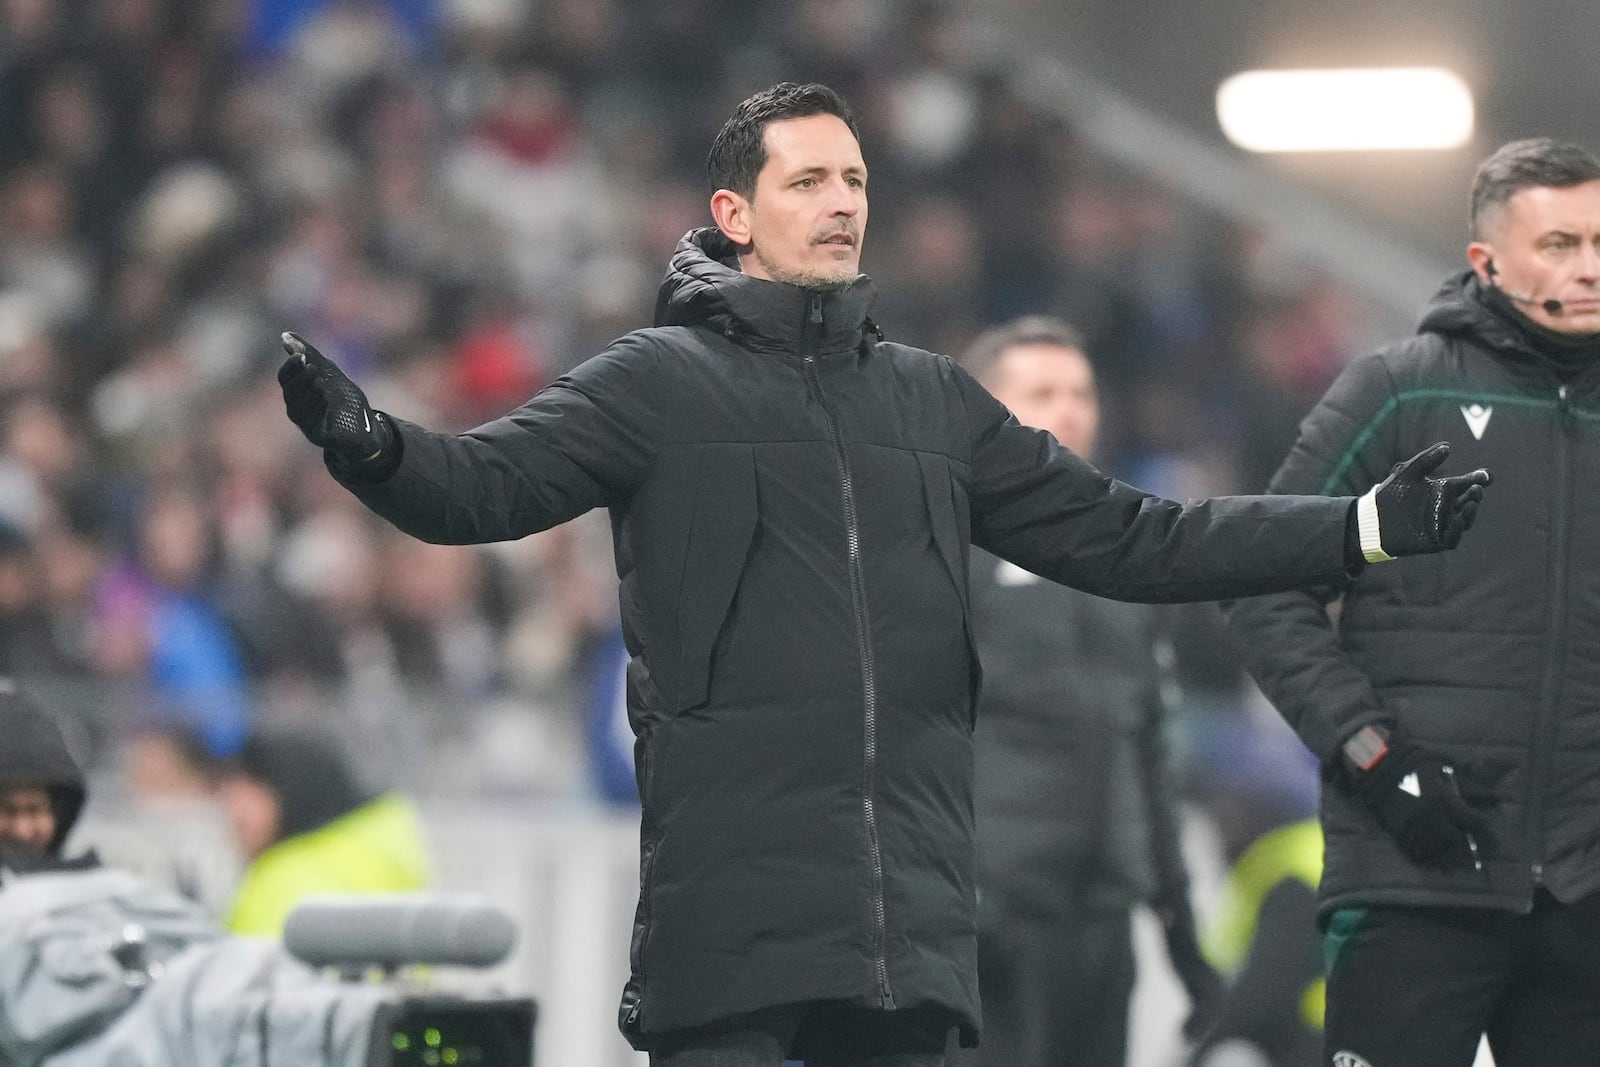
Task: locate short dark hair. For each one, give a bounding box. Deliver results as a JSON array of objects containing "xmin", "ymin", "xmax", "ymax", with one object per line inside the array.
[
  {"xmin": 1470, "ymin": 138, "xmax": 1600, "ymax": 239},
  {"xmin": 707, "ymin": 82, "xmax": 861, "ymax": 199},
  {"xmin": 959, "ymin": 315, "xmax": 1088, "ymax": 386}
]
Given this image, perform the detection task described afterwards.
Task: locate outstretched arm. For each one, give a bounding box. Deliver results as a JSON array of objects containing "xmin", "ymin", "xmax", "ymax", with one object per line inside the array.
[
  {"xmin": 955, "ymin": 360, "xmax": 1488, "ymax": 604},
  {"xmin": 279, "ymin": 332, "xmax": 663, "ymax": 545}
]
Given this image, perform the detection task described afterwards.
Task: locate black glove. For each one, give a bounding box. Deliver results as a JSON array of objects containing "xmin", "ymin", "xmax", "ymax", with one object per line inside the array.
[
  {"xmin": 1344, "ymin": 726, "xmax": 1491, "ymax": 870},
  {"xmin": 1355, "ymin": 442, "xmax": 1490, "ymax": 561},
  {"xmin": 1160, "ymin": 897, "xmax": 1225, "ymax": 1042},
  {"xmin": 277, "ymin": 332, "xmax": 396, "ymax": 471}
]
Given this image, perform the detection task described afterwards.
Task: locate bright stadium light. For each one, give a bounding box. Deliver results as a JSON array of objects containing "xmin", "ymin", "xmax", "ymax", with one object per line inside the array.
[{"xmin": 1216, "ymin": 67, "xmax": 1474, "ymax": 152}]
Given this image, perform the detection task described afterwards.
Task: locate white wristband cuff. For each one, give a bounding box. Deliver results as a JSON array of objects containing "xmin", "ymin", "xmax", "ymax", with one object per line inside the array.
[{"xmin": 1357, "ymin": 489, "xmax": 1394, "ymax": 563}]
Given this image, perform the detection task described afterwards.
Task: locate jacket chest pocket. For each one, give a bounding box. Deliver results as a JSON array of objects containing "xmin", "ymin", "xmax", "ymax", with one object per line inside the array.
[{"xmin": 636, "ymin": 445, "xmax": 760, "ymax": 713}]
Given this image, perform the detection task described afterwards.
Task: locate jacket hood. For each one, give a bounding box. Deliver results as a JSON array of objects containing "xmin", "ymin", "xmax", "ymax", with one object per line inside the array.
[
  {"xmin": 233, "ymin": 730, "xmax": 375, "ymax": 843},
  {"xmin": 653, "ymin": 227, "xmax": 879, "ymax": 354},
  {"xmin": 0, "ymin": 680, "xmax": 86, "ymax": 853},
  {"xmin": 1419, "ymin": 270, "xmax": 1600, "ymax": 374}
]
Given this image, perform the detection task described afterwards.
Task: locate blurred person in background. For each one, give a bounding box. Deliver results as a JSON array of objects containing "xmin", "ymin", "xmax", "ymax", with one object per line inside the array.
[
  {"xmin": 277, "ymin": 81, "xmax": 1486, "ymax": 1065},
  {"xmin": 948, "ymin": 316, "xmax": 1221, "ymax": 1067},
  {"xmin": 1226, "ymin": 138, "xmax": 1600, "ymax": 1067},
  {"xmin": 0, "ymin": 519, "xmax": 68, "ymax": 675},
  {"xmin": 1187, "ymin": 721, "xmax": 1324, "ymax": 1067},
  {"xmin": 95, "ymin": 481, "xmax": 253, "ymax": 760},
  {"xmin": 0, "ymin": 677, "xmax": 91, "ymax": 874},
  {"xmin": 217, "ymin": 726, "xmax": 430, "ymax": 939}
]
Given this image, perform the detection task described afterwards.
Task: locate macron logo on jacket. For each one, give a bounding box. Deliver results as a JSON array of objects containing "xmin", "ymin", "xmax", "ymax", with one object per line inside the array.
[{"xmin": 1460, "ymin": 403, "xmax": 1492, "ymax": 440}]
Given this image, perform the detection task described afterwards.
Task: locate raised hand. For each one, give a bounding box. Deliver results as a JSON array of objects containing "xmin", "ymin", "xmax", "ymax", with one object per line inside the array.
[{"xmin": 277, "ymin": 332, "xmax": 393, "ymax": 467}]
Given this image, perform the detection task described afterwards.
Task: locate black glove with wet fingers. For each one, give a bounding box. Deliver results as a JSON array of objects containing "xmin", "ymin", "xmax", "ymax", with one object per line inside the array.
[
  {"xmin": 277, "ymin": 331, "xmax": 398, "ymax": 477},
  {"xmin": 1354, "ymin": 442, "xmax": 1490, "ymax": 562},
  {"xmin": 1342, "ymin": 724, "xmax": 1492, "ymax": 870}
]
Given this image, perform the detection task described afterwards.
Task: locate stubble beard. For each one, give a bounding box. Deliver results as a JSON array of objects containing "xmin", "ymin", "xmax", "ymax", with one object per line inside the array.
[{"xmin": 754, "ymin": 246, "xmax": 858, "ymax": 292}]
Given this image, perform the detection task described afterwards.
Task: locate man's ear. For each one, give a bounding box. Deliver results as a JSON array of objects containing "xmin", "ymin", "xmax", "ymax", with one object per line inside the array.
[
  {"xmin": 1466, "ymin": 242, "xmax": 1496, "ymax": 285},
  {"xmin": 710, "ymin": 188, "xmax": 753, "ymax": 245}
]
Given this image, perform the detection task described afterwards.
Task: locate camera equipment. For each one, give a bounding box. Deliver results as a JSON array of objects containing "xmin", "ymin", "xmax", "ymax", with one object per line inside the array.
[
  {"xmin": 286, "ymin": 896, "xmax": 538, "ymax": 1067},
  {"xmin": 368, "ymin": 994, "xmax": 537, "ymax": 1067}
]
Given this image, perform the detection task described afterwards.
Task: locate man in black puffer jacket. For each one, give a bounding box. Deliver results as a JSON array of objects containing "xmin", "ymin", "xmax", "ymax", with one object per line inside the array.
[
  {"xmin": 277, "ymin": 83, "xmax": 1488, "ymax": 1066},
  {"xmin": 1226, "ymin": 137, "xmax": 1600, "ymax": 1067}
]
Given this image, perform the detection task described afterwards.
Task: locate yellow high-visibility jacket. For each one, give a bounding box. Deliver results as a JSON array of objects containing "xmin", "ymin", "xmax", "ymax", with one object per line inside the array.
[{"xmin": 225, "ymin": 792, "xmax": 430, "ymax": 939}]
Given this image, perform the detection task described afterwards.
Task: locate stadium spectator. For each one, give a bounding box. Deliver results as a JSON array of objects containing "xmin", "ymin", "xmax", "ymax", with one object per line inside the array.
[
  {"xmin": 947, "ymin": 315, "xmax": 1221, "ymax": 1067},
  {"xmin": 94, "ymin": 482, "xmax": 253, "ymax": 759},
  {"xmin": 1226, "ymin": 137, "xmax": 1600, "ymax": 1067},
  {"xmin": 278, "ymin": 81, "xmax": 1485, "ymax": 1065}
]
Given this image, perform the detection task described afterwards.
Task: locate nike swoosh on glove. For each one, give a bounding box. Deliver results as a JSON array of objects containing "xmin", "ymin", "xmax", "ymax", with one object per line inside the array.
[{"xmin": 277, "ymin": 331, "xmax": 396, "ymax": 473}]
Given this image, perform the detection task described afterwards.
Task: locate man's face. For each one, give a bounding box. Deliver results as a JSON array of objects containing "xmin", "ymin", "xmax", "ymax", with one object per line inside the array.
[
  {"xmin": 720, "ymin": 114, "xmax": 868, "ymax": 290},
  {"xmin": 1472, "ymin": 179, "xmax": 1600, "ymax": 334},
  {"xmin": 0, "ymin": 785, "xmax": 57, "ymax": 860},
  {"xmin": 988, "ymin": 343, "xmax": 1100, "ymax": 457}
]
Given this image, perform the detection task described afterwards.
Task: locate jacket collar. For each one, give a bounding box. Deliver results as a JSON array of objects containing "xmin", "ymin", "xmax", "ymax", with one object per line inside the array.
[
  {"xmin": 653, "ymin": 227, "xmax": 878, "ymax": 354},
  {"xmin": 1420, "ymin": 270, "xmax": 1600, "ymax": 378}
]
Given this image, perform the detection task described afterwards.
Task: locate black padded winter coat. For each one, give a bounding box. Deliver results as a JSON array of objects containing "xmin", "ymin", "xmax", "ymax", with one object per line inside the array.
[
  {"xmin": 1228, "ymin": 271, "xmax": 1600, "ymax": 918},
  {"xmin": 338, "ymin": 228, "xmax": 1356, "ymax": 1048}
]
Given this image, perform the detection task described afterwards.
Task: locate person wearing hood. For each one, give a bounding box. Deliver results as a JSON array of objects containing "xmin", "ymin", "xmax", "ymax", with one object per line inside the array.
[
  {"xmin": 217, "ymin": 728, "xmax": 430, "ymax": 939},
  {"xmin": 275, "ymin": 82, "xmax": 1488, "ymax": 1066},
  {"xmin": 1225, "ymin": 137, "xmax": 1600, "ymax": 1067},
  {"xmin": 0, "ymin": 677, "xmax": 96, "ymax": 875}
]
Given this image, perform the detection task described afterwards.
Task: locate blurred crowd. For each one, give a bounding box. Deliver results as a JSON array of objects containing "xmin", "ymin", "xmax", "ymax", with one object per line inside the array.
[{"xmin": 0, "ymin": 0, "xmax": 1376, "ymax": 811}]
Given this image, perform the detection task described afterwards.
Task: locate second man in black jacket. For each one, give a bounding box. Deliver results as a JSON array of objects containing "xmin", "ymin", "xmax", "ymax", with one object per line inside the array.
[
  {"xmin": 948, "ymin": 316, "xmax": 1221, "ymax": 1067},
  {"xmin": 1227, "ymin": 137, "xmax": 1600, "ymax": 1067}
]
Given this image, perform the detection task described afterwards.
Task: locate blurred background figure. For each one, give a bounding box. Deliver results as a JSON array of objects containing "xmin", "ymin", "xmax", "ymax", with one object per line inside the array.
[
  {"xmin": 1187, "ymin": 720, "xmax": 1324, "ymax": 1067},
  {"xmin": 216, "ymin": 726, "xmax": 431, "ymax": 938},
  {"xmin": 948, "ymin": 316, "xmax": 1222, "ymax": 1067},
  {"xmin": 0, "ymin": 677, "xmax": 91, "ymax": 872}
]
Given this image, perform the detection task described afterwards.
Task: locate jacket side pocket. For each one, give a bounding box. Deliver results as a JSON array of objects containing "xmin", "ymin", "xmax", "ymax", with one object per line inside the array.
[{"xmin": 918, "ymin": 452, "xmax": 982, "ymax": 711}]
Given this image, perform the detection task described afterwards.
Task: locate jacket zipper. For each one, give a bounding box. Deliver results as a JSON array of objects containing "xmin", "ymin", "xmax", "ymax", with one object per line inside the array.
[
  {"xmin": 800, "ymin": 292, "xmax": 894, "ymax": 1008},
  {"xmin": 1529, "ymin": 382, "xmax": 1574, "ymax": 893}
]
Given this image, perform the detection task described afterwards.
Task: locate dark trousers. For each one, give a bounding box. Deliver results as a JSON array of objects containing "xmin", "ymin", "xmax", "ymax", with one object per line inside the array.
[
  {"xmin": 945, "ymin": 909, "xmax": 1136, "ymax": 1067},
  {"xmin": 1324, "ymin": 890, "xmax": 1600, "ymax": 1067},
  {"xmin": 647, "ymin": 1001, "xmax": 950, "ymax": 1067}
]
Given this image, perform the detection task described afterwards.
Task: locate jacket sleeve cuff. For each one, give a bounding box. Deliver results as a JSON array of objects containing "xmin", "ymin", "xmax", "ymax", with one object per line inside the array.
[
  {"xmin": 325, "ymin": 411, "xmax": 404, "ymax": 485},
  {"xmin": 1356, "ymin": 487, "xmax": 1394, "ymax": 563}
]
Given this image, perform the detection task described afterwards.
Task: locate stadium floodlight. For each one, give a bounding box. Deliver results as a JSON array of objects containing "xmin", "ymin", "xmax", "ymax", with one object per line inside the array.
[{"xmin": 1216, "ymin": 67, "xmax": 1474, "ymax": 152}]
